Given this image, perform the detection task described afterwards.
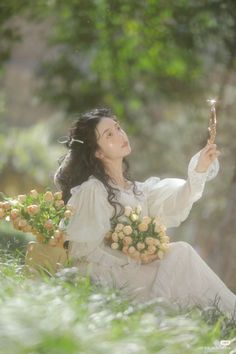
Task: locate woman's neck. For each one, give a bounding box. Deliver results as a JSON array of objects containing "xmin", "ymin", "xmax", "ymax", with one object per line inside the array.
[{"xmin": 104, "ymin": 159, "xmax": 127, "ymax": 189}]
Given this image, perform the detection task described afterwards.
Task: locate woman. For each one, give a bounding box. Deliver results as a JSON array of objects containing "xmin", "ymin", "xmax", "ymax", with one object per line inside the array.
[{"xmin": 54, "ymin": 107, "xmax": 236, "ymax": 319}]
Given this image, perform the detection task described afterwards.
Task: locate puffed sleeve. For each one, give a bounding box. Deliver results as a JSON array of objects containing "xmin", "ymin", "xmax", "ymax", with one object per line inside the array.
[
  {"xmin": 63, "ymin": 178, "xmax": 113, "ymax": 259},
  {"xmin": 144, "ymin": 149, "xmax": 220, "ymax": 229}
]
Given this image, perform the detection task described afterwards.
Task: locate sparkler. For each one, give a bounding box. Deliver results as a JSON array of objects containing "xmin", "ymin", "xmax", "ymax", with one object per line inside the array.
[{"xmin": 207, "ymin": 98, "xmax": 217, "ymax": 144}]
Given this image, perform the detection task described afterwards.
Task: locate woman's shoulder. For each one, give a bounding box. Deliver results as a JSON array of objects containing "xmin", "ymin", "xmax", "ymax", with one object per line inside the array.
[
  {"xmin": 70, "ymin": 175, "xmax": 107, "ymax": 196},
  {"xmin": 135, "ymin": 176, "xmax": 161, "ymax": 192}
]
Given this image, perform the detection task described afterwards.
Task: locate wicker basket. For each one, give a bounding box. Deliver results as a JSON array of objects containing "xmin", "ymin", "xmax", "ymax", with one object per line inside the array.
[{"xmin": 24, "ymin": 241, "xmax": 69, "ymax": 277}]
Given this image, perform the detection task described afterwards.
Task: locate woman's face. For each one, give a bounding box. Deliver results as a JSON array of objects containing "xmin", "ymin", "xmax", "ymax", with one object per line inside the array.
[{"xmin": 95, "ymin": 117, "xmax": 131, "ymax": 161}]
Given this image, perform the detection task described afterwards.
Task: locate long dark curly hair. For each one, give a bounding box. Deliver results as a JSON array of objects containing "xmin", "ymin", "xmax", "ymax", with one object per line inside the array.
[{"xmin": 54, "ymin": 108, "xmax": 142, "ymax": 223}]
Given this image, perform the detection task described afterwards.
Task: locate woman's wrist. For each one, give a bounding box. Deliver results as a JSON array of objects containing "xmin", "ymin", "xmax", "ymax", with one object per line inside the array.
[{"xmin": 194, "ymin": 165, "xmax": 208, "ymax": 173}]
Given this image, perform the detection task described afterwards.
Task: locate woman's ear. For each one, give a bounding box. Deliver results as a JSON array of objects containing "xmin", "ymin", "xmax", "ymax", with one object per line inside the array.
[{"xmin": 95, "ymin": 149, "xmax": 104, "ymax": 160}]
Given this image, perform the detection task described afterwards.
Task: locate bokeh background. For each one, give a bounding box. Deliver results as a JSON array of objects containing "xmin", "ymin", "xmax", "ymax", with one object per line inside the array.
[{"xmin": 0, "ymin": 1, "xmax": 235, "ymax": 291}]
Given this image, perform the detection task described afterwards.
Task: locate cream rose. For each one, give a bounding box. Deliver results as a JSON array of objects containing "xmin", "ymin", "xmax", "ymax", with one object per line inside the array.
[
  {"xmin": 123, "ymin": 225, "xmax": 133, "ymax": 235},
  {"xmin": 137, "ymin": 242, "xmax": 145, "ymax": 250},
  {"xmin": 124, "ymin": 206, "xmax": 132, "ymax": 217},
  {"xmin": 111, "ymin": 242, "xmax": 119, "ymax": 250},
  {"xmin": 138, "ymin": 222, "xmax": 148, "ymax": 232},
  {"xmin": 160, "ymin": 236, "xmax": 170, "ymax": 243},
  {"xmin": 123, "ymin": 236, "xmax": 133, "ymax": 245},
  {"xmin": 142, "ymin": 216, "xmax": 152, "ymax": 224},
  {"xmin": 153, "ymin": 238, "xmax": 160, "ymax": 246},
  {"xmin": 145, "ymin": 237, "xmax": 155, "ymax": 245},
  {"xmin": 54, "ymin": 191, "xmax": 63, "ymax": 200},
  {"xmin": 111, "ymin": 232, "xmax": 119, "ymax": 242},
  {"xmin": 128, "ymin": 246, "xmax": 136, "ymax": 254},
  {"xmin": 147, "ymin": 245, "xmax": 156, "ymax": 255},
  {"xmin": 115, "ymin": 223, "xmax": 124, "ymax": 232}
]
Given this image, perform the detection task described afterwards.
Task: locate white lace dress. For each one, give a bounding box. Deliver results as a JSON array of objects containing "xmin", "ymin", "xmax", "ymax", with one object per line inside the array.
[{"xmin": 62, "ymin": 149, "xmax": 236, "ymax": 319}]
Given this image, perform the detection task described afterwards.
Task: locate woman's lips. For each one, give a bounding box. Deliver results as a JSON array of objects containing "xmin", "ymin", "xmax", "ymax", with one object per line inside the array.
[{"xmin": 122, "ymin": 142, "xmax": 129, "ymax": 147}]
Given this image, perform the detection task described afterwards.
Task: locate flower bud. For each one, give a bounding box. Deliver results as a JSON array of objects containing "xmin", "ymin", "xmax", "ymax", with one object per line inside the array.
[
  {"xmin": 18, "ymin": 194, "xmax": 27, "ymax": 203},
  {"xmin": 43, "ymin": 191, "xmax": 54, "ymax": 202},
  {"xmin": 117, "ymin": 231, "xmax": 125, "ymax": 239},
  {"xmin": 26, "ymin": 204, "xmax": 40, "ymax": 215},
  {"xmin": 135, "ymin": 205, "xmax": 142, "ymax": 215},
  {"xmin": 30, "ymin": 189, "xmax": 38, "ymax": 198},
  {"xmin": 44, "ymin": 219, "xmax": 54, "ymax": 230},
  {"xmin": 130, "ymin": 213, "xmax": 138, "ymax": 222},
  {"xmin": 64, "ymin": 210, "xmax": 72, "ymax": 218},
  {"xmin": 10, "ymin": 208, "xmax": 20, "ymax": 220},
  {"xmin": 54, "ymin": 191, "xmax": 63, "ymax": 200}
]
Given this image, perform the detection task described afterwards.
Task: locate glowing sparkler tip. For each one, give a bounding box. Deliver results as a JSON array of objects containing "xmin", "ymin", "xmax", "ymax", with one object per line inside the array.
[{"xmin": 207, "ymin": 98, "xmax": 217, "ymax": 106}]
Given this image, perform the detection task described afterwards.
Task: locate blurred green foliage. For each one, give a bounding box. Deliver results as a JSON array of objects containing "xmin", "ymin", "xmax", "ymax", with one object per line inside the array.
[{"xmin": 29, "ymin": 0, "xmax": 236, "ymax": 124}]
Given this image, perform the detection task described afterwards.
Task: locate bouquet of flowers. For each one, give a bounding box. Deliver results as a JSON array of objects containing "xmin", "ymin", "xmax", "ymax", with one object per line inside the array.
[
  {"xmin": 105, "ymin": 205, "xmax": 170, "ymax": 264},
  {"xmin": 0, "ymin": 189, "xmax": 74, "ymax": 248}
]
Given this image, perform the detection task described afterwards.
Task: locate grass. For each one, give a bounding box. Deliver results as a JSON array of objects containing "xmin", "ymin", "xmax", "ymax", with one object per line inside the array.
[{"xmin": 0, "ymin": 248, "xmax": 235, "ymax": 354}]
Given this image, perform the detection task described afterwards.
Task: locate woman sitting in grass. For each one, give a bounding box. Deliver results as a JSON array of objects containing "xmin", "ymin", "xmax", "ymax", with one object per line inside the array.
[{"xmin": 54, "ymin": 107, "xmax": 236, "ymax": 320}]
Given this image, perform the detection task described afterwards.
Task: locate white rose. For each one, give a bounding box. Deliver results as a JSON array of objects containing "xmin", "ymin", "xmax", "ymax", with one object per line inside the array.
[
  {"xmin": 124, "ymin": 206, "xmax": 133, "ymax": 217},
  {"xmin": 115, "ymin": 223, "xmax": 124, "ymax": 232},
  {"xmin": 111, "ymin": 232, "xmax": 119, "ymax": 242},
  {"xmin": 142, "ymin": 216, "xmax": 152, "ymax": 224},
  {"xmin": 123, "ymin": 225, "xmax": 133, "ymax": 235},
  {"xmin": 111, "ymin": 242, "xmax": 119, "ymax": 250}
]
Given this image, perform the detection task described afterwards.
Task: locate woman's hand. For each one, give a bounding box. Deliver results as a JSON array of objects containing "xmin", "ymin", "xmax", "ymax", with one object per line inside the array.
[{"xmin": 195, "ymin": 143, "xmax": 221, "ymax": 173}]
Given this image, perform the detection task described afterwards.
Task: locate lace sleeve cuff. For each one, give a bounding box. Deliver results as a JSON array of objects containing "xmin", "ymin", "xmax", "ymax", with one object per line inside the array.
[{"xmin": 188, "ymin": 149, "xmax": 220, "ymax": 183}]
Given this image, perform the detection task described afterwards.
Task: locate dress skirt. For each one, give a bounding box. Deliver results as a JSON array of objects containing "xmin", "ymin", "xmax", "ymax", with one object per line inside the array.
[{"xmin": 73, "ymin": 241, "xmax": 236, "ymax": 320}]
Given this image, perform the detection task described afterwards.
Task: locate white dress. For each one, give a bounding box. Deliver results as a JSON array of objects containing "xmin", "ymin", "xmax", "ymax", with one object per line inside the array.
[{"xmin": 63, "ymin": 149, "xmax": 236, "ymax": 319}]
